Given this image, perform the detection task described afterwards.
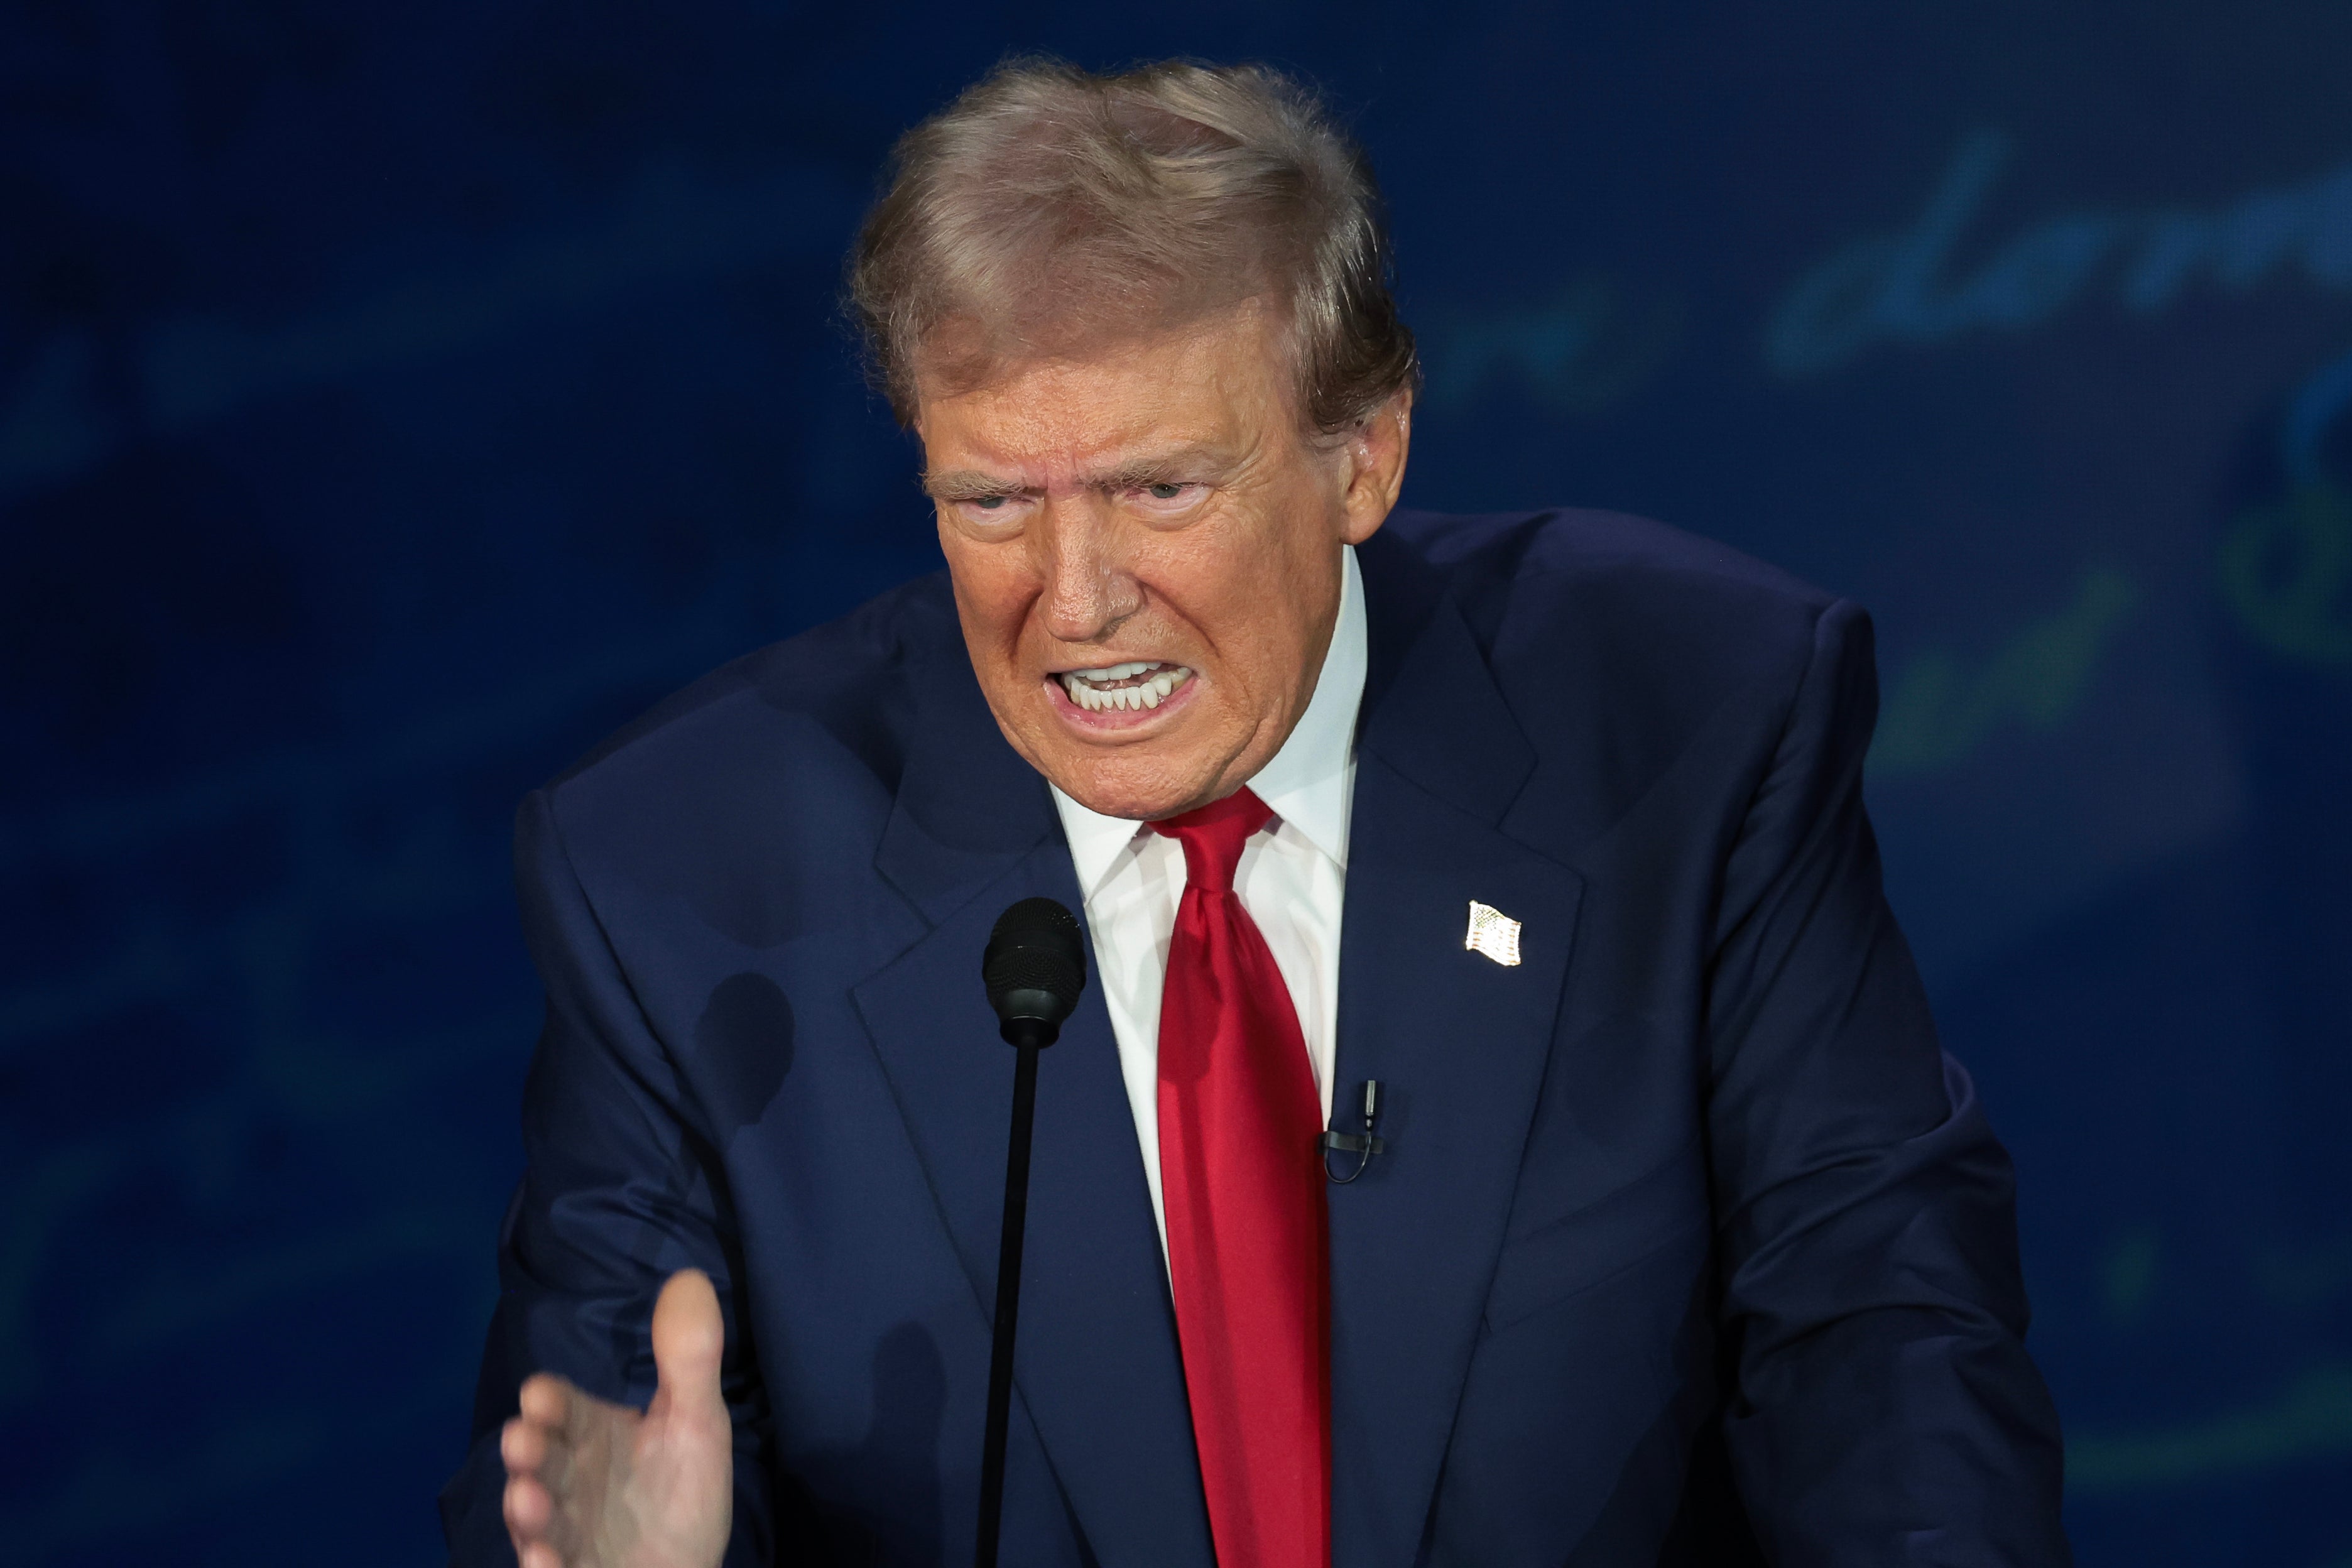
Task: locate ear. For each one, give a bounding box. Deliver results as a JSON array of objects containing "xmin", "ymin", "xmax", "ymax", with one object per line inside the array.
[{"xmin": 1337, "ymin": 392, "xmax": 1412, "ymax": 546}]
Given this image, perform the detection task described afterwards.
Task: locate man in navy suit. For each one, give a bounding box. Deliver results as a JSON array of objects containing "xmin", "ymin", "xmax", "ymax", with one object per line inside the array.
[{"xmin": 443, "ymin": 58, "xmax": 2069, "ymax": 1567}]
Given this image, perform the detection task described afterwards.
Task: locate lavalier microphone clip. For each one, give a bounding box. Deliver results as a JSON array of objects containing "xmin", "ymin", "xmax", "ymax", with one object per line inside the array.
[{"xmin": 1319, "ymin": 1079, "xmax": 1387, "ymax": 1184}]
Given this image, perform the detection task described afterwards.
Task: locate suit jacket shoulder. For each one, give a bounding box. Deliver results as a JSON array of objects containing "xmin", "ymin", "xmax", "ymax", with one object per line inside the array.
[
  {"xmin": 548, "ymin": 568, "xmax": 962, "ymax": 805},
  {"xmin": 526, "ymin": 570, "xmax": 1005, "ymax": 954},
  {"xmin": 1370, "ymin": 508, "xmax": 1859, "ymax": 857}
]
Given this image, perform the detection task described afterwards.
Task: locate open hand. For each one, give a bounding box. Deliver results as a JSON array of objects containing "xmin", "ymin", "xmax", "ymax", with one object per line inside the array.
[{"xmin": 500, "ymin": 1269, "xmax": 734, "ymax": 1568}]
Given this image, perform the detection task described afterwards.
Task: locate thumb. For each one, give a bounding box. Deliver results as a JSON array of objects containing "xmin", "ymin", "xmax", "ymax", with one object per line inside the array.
[{"xmin": 650, "ymin": 1268, "xmax": 725, "ymax": 1410}]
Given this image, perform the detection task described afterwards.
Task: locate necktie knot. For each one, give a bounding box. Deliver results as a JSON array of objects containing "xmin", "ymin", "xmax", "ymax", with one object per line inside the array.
[{"xmin": 1150, "ymin": 787, "xmax": 1273, "ymax": 895}]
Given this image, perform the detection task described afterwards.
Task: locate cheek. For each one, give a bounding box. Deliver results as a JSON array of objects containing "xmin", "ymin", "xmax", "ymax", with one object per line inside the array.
[
  {"xmin": 950, "ymin": 585, "xmax": 1035, "ymax": 677},
  {"xmin": 947, "ymin": 562, "xmax": 1034, "ymax": 668},
  {"xmin": 1214, "ymin": 552, "xmax": 1333, "ymax": 704},
  {"xmin": 1178, "ymin": 593, "xmax": 1288, "ymax": 712}
]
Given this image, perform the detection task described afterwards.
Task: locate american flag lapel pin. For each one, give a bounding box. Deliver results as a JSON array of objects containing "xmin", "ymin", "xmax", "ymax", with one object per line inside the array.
[{"xmin": 1464, "ymin": 900, "xmax": 1523, "ymax": 966}]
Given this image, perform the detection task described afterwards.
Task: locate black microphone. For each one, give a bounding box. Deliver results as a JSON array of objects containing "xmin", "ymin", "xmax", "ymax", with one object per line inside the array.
[
  {"xmin": 975, "ymin": 897, "xmax": 1086, "ymax": 1568},
  {"xmin": 982, "ymin": 896, "xmax": 1086, "ymax": 1048}
]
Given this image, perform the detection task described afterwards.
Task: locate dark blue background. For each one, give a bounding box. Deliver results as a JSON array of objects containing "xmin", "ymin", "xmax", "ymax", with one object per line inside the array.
[{"xmin": 3, "ymin": 3, "xmax": 2348, "ymax": 1562}]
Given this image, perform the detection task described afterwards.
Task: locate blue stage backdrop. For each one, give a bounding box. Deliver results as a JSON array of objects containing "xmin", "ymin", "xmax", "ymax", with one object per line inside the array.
[{"xmin": 3, "ymin": 3, "xmax": 2348, "ymax": 1562}]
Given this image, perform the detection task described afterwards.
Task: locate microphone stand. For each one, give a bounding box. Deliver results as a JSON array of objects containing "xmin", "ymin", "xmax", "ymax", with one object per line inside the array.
[
  {"xmin": 976, "ymin": 1018, "xmax": 1045, "ymax": 1568},
  {"xmin": 974, "ymin": 894, "xmax": 1082, "ymax": 1567}
]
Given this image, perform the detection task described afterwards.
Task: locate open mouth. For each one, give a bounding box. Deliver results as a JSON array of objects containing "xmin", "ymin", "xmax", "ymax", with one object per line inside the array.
[{"xmin": 1055, "ymin": 660, "xmax": 1195, "ymax": 714}]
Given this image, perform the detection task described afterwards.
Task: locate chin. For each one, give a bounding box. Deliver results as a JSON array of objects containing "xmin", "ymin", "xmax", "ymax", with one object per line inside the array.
[
  {"xmin": 1042, "ymin": 753, "xmax": 1211, "ymax": 822},
  {"xmin": 1052, "ymin": 777, "xmax": 1189, "ymax": 822}
]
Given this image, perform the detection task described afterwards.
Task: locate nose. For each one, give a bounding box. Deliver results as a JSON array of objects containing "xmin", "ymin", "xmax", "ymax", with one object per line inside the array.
[{"xmin": 1035, "ymin": 496, "xmax": 1143, "ymax": 645}]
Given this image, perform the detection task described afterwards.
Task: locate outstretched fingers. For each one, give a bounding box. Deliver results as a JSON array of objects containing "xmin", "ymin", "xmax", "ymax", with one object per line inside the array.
[
  {"xmin": 494, "ymin": 1297, "xmax": 727, "ymax": 1568},
  {"xmin": 504, "ymin": 1373, "xmax": 585, "ymax": 1562}
]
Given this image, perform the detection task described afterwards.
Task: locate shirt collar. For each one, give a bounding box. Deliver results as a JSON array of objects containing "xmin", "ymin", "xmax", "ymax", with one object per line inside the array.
[{"xmin": 1051, "ymin": 543, "xmax": 1368, "ymax": 897}]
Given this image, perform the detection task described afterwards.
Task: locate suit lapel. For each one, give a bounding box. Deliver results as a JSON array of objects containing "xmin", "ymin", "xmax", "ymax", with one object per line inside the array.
[
  {"xmin": 856, "ymin": 628, "xmax": 1213, "ymax": 1567},
  {"xmin": 1328, "ymin": 567, "xmax": 1586, "ymax": 1567}
]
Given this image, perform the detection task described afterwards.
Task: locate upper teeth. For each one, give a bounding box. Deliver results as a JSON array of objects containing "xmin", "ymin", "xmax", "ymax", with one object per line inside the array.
[{"xmin": 1060, "ymin": 663, "xmax": 1192, "ymax": 713}]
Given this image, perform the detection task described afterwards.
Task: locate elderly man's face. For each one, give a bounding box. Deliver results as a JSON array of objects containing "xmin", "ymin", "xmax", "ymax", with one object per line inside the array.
[{"xmin": 915, "ymin": 307, "xmax": 1410, "ymax": 821}]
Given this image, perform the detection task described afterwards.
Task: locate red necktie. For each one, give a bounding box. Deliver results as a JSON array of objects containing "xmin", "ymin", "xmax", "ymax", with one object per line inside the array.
[{"xmin": 1152, "ymin": 788, "xmax": 1330, "ymax": 1568}]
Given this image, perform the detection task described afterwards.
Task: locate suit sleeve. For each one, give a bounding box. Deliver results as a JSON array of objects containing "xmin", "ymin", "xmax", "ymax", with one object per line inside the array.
[
  {"xmin": 1704, "ymin": 599, "xmax": 2070, "ymax": 1565},
  {"xmin": 439, "ymin": 787, "xmax": 777, "ymax": 1565}
]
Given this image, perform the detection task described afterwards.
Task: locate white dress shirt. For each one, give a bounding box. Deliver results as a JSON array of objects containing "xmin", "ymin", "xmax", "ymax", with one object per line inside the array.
[{"xmin": 1050, "ymin": 547, "xmax": 1368, "ymax": 1254}]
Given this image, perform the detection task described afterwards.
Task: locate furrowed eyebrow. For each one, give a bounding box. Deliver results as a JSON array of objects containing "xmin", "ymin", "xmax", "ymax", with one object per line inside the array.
[
  {"xmin": 919, "ymin": 446, "xmax": 1238, "ymax": 501},
  {"xmin": 918, "ymin": 471, "xmax": 1025, "ymax": 502},
  {"xmin": 1091, "ymin": 460, "xmax": 1196, "ymax": 492},
  {"xmin": 1090, "ymin": 447, "xmax": 1236, "ymax": 492}
]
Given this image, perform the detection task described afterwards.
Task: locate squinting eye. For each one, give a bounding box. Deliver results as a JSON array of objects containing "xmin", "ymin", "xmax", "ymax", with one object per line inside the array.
[
  {"xmin": 1146, "ymin": 482, "xmax": 1185, "ymax": 500},
  {"xmin": 974, "ymin": 495, "xmax": 1007, "ymax": 510}
]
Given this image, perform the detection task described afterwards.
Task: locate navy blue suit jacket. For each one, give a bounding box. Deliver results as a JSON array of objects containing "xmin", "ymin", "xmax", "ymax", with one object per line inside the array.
[{"xmin": 442, "ymin": 509, "xmax": 2069, "ymax": 1565}]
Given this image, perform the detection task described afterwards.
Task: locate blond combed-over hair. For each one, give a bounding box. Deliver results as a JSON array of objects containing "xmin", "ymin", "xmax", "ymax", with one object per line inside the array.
[{"xmin": 847, "ymin": 58, "xmax": 1419, "ymax": 433}]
